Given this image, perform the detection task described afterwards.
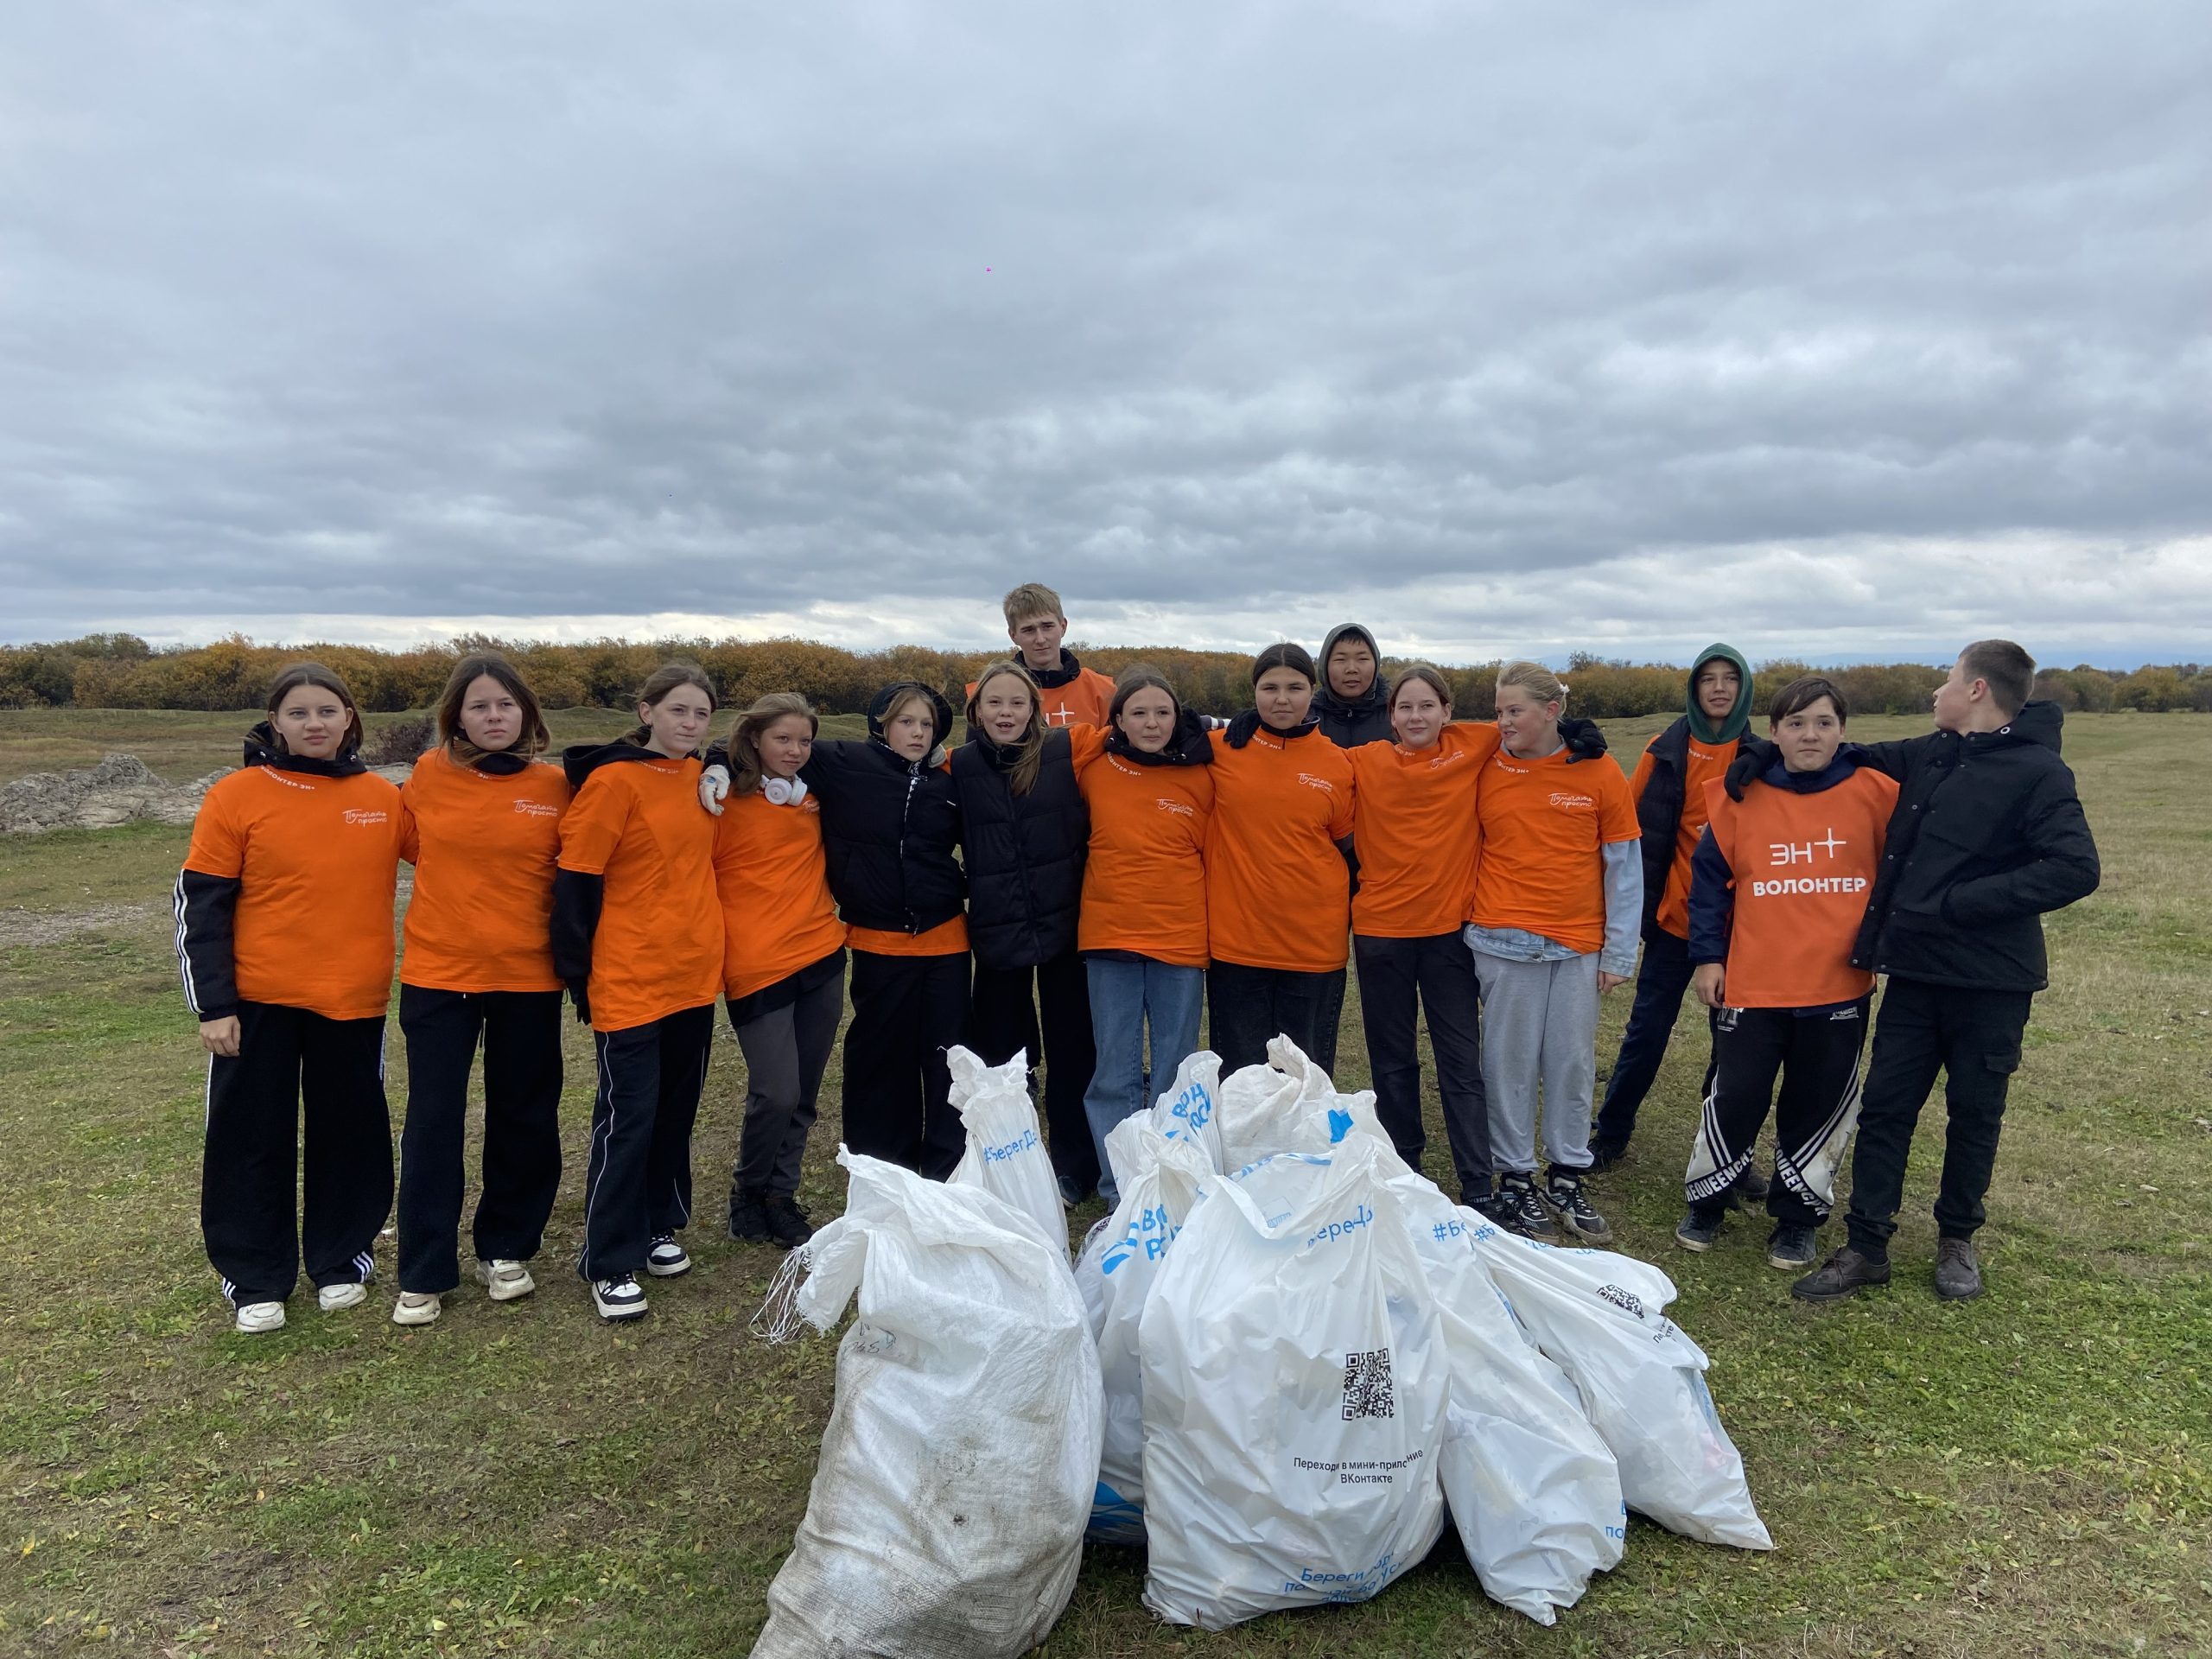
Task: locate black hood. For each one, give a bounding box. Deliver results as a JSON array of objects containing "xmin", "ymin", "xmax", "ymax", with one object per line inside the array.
[
  {"xmin": 243, "ymin": 721, "xmax": 368, "ymax": 779},
  {"xmin": 867, "ymin": 680, "xmax": 955, "ymax": 763},
  {"xmin": 561, "ymin": 739, "xmax": 670, "ymax": 789},
  {"xmin": 1758, "ymin": 750, "xmax": 1866, "ymax": 794},
  {"xmin": 1977, "ymin": 699, "xmax": 2064, "ymax": 753},
  {"xmin": 1106, "ymin": 706, "xmax": 1215, "ymax": 768},
  {"xmin": 1031, "ymin": 648, "xmax": 1085, "ymax": 690},
  {"xmin": 1313, "ymin": 623, "xmax": 1387, "ymax": 719}
]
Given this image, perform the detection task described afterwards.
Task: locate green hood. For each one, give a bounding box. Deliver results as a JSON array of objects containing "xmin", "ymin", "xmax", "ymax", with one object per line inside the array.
[{"xmin": 1686, "ymin": 643, "xmax": 1754, "ymax": 744}]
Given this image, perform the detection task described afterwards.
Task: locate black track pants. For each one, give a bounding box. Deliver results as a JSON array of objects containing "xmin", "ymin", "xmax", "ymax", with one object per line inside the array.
[
  {"xmin": 968, "ymin": 949, "xmax": 1100, "ymax": 1195},
  {"xmin": 577, "ymin": 1005, "xmax": 714, "ymax": 1281},
  {"xmin": 396, "ymin": 986, "xmax": 564, "ymax": 1294},
  {"xmin": 1353, "ymin": 931, "xmax": 1492, "ymax": 1197},
  {"xmin": 1206, "ymin": 960, "xmax": 1348, "ymax": 1076},
  {"xmin": 1684, "ymin": 997, "xmax": 1871, "ymax": 1226},
  {"xmin": 201, "ymin": 1001, "xmax": 393, "ymax": 1306},
  {"xmin": 730, "ymin": 963, "xmax": 846, "ymax": 1198},
  {"xmin": 842, "ymin": 950, "xmax": 971, "ymax": 1179}
]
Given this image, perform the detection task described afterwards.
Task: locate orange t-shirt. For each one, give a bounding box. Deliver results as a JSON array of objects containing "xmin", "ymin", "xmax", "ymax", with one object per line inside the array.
[
  {"xmin": 965, "ymin": 665, "xmax": 1116, "ymax": 729},
  {"xmin": 1206, "ymin": 727, "xmax": 1357, "ymax": 972},
  {"xmin": 1629, "ymin": 733, "xmax": 1740, "ymax": 938},
  {"xmin": 1469, "ymin": 744, "xmax": 1640, "ymax": 955},
  {"xmin": 712, "ymin": 788, "xmax": 848, "ymax": 1001},
  {"xmin": 1077, "ymin": 752, "xmax": 1215, "ymax": 966},
  {"xmin": 848, "ymin": 914, "xmax": 969, "ymax": 957},
  {"xmin": 182, "ymin": 765, "xmax": 403, "ymax": 1021},
  {"xmin": 1702, "ymin": 770, "xmax": 1899, "ymax": 1007},
  {"xmin": 1347, "ymin": 721, "xmax": 1501, "ymax": 938},
  {"xmin": 556, "ymin": 756, "xmax": 723, "ymax": 1033},
  {"xmin": 397, "ymin": 750, "xmax": 570, "ymax": 993}
]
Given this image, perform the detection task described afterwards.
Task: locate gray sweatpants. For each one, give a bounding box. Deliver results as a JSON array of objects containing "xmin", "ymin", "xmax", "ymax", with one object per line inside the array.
[
  {"xmin": 1470, "ymin": 948, "xmax": 1599, "ymax": 1175},
  {"xmin": 732, "ymin": 963, "xmax": 847, "ymax": 1198}
]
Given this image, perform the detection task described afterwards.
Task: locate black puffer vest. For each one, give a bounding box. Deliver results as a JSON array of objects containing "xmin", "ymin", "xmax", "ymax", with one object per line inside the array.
[
  {"xmin": 950, "ymin": 728, "xmax": 1089, "ymax": 971},
  {"xmin": 1633, "ymin": 716, "xmax": 1693, "ymax": 941}
]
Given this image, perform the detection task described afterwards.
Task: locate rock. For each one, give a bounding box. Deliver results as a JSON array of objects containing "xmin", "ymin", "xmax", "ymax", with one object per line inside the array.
[{"xmin": 0, "ymin": 753, "xmax": 219, "ymax": 834}]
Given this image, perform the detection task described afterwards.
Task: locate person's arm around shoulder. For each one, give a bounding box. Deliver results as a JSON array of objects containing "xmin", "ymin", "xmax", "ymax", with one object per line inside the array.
[{"xmin": 1944, "ymin": 762, "xmax": 2101, "ymax": 926}]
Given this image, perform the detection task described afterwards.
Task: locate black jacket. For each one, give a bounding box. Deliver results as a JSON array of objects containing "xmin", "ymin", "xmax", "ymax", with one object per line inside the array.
[
  {"xmin": 1312, "ymin": 623, "xmax": 1393, "ymax": 748},
  {"xmin": 1632, "ymin": 717, "xmax": 1699, "ymax": 943},
  {"xmin": 1732, "ymin": 702, "xmax": 2100, "ymax": 992},
  {"xmin": 174, "ymin": 724, "xmax": 376, "ymax": 1022},
  {"xmin": 803, "ymin": 683, "xmax": 966, "ymax": 938},
  {"xmin": 951, "ymin": 728, "xmax": 1089, "ymax": 970}
]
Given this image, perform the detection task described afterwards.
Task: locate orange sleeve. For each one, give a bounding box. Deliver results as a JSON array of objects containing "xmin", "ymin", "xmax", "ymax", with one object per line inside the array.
[
  {"xmin": 397, "ymin": 782, "xmax": 421, "ymax": 865},
  {"xmin": 1329, "ymin": 761, "xmax": 1356, "ymax": 841},
  {"xmin": 1599, "ymin": 766, "xmax": 1641, "ymax": 842},
  {"xmin": 182, "ymin": 785, "xmax": 246, "ymax": 878},
  {"xmin": 558, "ymin": 776, "xmax": 632, "ymax": 874},
  {"xmin": 1070, "ymin": 725, "xmax": 1109, "ymax": 771},
  {"xmin": 1626, "ymin": 741, "xmax": 1659, "ymax": 808}
]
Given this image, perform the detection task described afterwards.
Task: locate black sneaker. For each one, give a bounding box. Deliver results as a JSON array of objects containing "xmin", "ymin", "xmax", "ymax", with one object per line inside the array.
[
  {"xmin": 1495, "ymin": 1173, "xmax": 1557, "ymax": 1241},
  {"xmin": 1056, "ymin": 1174, "xmax": 1091, "ymax": 1209},
  {"xmin": 1729, "ymin": 1162, "xmax": 1771, "ymax": 1208},
  {"xmin": 1934, "ymin": 1237, "xmax": 1984, "ymax": 1301},
  {"xmin": 1543, "ymin": 1169, "xmax": 1613, "ymax": 1243},
  {"xmin": 645, "ymin": 1235, "xmax": 691, "ymax": 1278},
  {"xmin": 1765, "ymin": 1223, "xmax": 1818, "ymax": 1269},
  {"xmin": 591, "ymin": 1274, "xmax": 648, "ymax": 1321},
  {"xmin": 1584, "ymin": 1138, "xmax": 1629, "ymax": 1173},
  {"xmin": 1675, "ymin": 1207, "xmax": 1726, "ymax": 1252},
  {"xmin": 763, "ymin": 1194, "xmax": 816, "ymax": 1250},
  {"xmin": 1791, "ymin": 1246, "xmax": 1891, "ymax": 1303},
  {"xmin": 728, "ymin": 1185, "xmax": 771, "ymax": 1243}
]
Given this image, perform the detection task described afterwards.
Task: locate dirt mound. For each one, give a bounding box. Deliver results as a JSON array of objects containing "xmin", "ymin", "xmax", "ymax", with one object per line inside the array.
[{"xmin": 0, "ymin": 753, "xmax": 226, "ymax": 834}]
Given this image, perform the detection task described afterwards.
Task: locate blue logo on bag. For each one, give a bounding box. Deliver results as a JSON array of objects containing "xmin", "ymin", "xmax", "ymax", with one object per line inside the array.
[
  {"xmin": 1306, "ymin": 1203, "xmax": 1375, "ymax": 1249},
  {"xmin": 982, "ymin": 1128, "xmax": 1039, "ymax": 1164},
  {"xmin": 1163, "ymin": 1077, "xmax": 1215, "ymax": 1138},
  {"xmin": 1099, "ymin": 1203, "xmax": 1179, "ymax": 1274}
]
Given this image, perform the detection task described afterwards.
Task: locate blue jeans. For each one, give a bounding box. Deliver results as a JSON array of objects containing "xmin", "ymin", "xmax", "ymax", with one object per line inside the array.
[{"xmin": 1084, "ymin": 957, "xmax": 1205, "ymax": 1205}]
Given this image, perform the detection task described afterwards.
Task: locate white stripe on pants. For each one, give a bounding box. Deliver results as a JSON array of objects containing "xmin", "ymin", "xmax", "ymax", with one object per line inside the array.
[{"xmin": 1470, "ymin": 946, "xmax": 1599, "ymax": 1174}]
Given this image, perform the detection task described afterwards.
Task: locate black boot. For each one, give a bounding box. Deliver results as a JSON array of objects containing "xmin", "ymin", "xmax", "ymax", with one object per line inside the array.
[
  {"xmin": 1934, "ymin": 1237, "xmax": 1984, "ymax": 1301},
  {"xmin": 728, "ymin": 1184, "xmax": 771, "ymax": 1243},
  {"xmin": 1791, "ymin": 1246, "xmax": 1891, "ymax": 1303},
  {"xmin": 762, "ymin": 1193, "xmax": 817, "ymax": 1250}
]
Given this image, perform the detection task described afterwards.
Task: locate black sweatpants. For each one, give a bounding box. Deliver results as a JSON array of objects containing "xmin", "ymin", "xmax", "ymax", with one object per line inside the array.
[
  {"xmin": 396, "ymin": 985, "xmax": 564, "ymax": 1294},
  {"xmin": 968, "ymin": 949, "xmax": 1100, "ymax": 1196},
  {"xmin": 578, "ymin": 1005, "xmax": 715, "ymax": 1281},
  {"xmin": 843, "ymin": 950, "xmax": 971, "ymax": 1179},
  {"xmin": 1352, "ymin": 931, "xmax": 1491, "ymax": 1197},
  {"xmin": 1846, "ymin": 976, "xmax": 2034, "ymax": 1258},
  {"xmin": 1684, "ymin": 997, "xmax": 1871, "ymax": 1227},
  {"xmin": 1592, "ymin": 926, "xmax": 1718, "ymax": 1154},
  {"xmin": 730, "ymin": 959, "xmax": 846, "ymax": 1198},
  {"xmin": 1207, "ymin": 960, "xmax": 1348, "ymax": 1077},
  {"xmin": 201, "ymin": 1000, "xmax": 393, "ymax": 1306}
]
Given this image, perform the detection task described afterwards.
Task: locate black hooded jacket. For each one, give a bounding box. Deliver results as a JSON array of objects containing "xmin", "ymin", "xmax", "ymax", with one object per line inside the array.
[
  {"xmin": 951, "ymin": 727, "xmax": 1089, "ymax": 970},
  {"xmin": 801, "ymin": 683, "xmax": 967, "ymax": 938},
  {"xmin": 1731, "ymin": 701, "xmax": 2100, "ymax": 992},
  {"xmin": 1312, "ymin": 624, "xmax": 1393, "ymax": 748}
]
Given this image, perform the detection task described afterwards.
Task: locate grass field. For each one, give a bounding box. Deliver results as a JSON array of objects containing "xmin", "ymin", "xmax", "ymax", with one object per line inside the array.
[{"xmin": 2, "ymin": 710, "xmax": 2208, "ymax": 1657}]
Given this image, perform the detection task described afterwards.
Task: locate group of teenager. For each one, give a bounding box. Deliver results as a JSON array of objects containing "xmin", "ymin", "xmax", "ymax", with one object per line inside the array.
[{"xmin": 174, "ymin": 581, "xmax": 2100, "ymax": 1332}]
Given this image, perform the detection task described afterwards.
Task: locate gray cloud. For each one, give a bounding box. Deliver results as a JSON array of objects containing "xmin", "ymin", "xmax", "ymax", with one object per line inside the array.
[{"xmin": 3, "ymin": 0, "xmax": 2208, "ymax": 665}]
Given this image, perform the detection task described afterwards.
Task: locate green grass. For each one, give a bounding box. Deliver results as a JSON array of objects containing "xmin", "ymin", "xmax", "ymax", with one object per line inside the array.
[{"xmin": 1, "ymin": 713, "xmax": 2209, "ymax": 1656}]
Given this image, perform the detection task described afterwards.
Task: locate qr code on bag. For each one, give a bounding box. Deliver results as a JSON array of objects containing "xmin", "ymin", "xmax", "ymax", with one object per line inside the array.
[{"xmin": 1341, "ymin": 1348, "xmax": 1394, "ymax": 1421}]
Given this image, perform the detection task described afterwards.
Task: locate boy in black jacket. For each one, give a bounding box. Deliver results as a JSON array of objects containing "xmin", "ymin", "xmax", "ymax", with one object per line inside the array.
[{"xmin": 1730, "ymin": 640, "xmax": 2100, "ymax": 1303}]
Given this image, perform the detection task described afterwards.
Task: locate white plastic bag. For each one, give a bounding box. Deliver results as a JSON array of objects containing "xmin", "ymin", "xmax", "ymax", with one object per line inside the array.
[
  {"xmin": 1073, "ymin": 1114, "xmax": 1214, "ymax": 1545},
  {"xmin": 1217, "ymin": 1033, "xmax": 1337, "ymax": 1172},
  {"xmin": 1467, "ymin": 1217, "xmax": 1772, "ymax": 1551},
  {"xmin": 1138, "ymin": 1135, "xmax": 1449, "ymax": 1630},
  {"xmin": 947, "ymin": 1045, "xmax": 1067, "ymax": 1257},
  {"xmin": 750, "ymin": 1149, "xmax": 1104, "ymax": 1658},
  {"xmin": 1148, "ymin": 1048, "xmax": 1224, "ymax": 1173},
  {"xmin": 1298, "ymin": 1096, "xmax": 1627, "ymax": 1622}
]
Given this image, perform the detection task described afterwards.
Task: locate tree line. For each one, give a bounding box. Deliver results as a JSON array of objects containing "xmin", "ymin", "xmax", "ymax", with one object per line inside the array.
[{"xmin": 3, "ymin": 632, "xmax": 2206, "ymax": 719}]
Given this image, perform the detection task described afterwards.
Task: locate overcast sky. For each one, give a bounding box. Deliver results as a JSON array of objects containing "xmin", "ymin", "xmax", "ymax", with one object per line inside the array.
[{"xmin": 3, "ymin": 1, "xmax": 2207, "ymax": 668}]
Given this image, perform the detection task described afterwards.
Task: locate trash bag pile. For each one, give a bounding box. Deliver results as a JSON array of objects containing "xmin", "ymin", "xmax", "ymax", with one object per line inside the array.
[{"xmin": 751, "ymin": 1038, "xmax": 1770, "ymax": 1655}]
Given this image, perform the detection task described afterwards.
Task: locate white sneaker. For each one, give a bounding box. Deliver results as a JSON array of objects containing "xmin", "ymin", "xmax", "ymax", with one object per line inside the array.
[
  {"xmin": 476, "ymin": 1259, "xmax": 536, "ymax": 1302},
  {"xmin": 317, "ymin": 1281, "xmax": 369, "ymax": 1313},
  {"xmin": 645, "ymin": 1235, "xmax": 691, "ymax": 1278},
  {"xmin": 234, "ymin": 1300, "xmax": 285, "ymax": 1334},
  {"xmin": 592, "ymin": 1274, "xmax": 648, "ymax": 1321},
  {"xmin": 391, "ymin": 1291, "xmax": 442, "ymax": 1326}
]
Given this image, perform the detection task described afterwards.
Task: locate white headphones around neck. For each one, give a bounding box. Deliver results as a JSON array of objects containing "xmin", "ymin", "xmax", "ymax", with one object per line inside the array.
[{"xmin": 763, "ymin": 776, "xmax": 809, "ymax": 807}]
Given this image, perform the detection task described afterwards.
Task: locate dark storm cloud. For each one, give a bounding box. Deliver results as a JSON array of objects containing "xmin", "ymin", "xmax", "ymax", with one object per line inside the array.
[{"xmin": 3, "ymin": 0, "xmax": 2207, "ymax": 664}]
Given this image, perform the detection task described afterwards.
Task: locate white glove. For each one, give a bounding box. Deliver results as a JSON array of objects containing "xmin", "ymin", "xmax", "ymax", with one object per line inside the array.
[{"xmin": 699, "ymin": 764, "xmax": 731, "ymax": 816}]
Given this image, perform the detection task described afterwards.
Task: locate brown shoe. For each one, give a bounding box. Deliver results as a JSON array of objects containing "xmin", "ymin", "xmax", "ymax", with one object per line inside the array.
[
  {"xmin": 1935, "ymin": 1237, "xmax": 1985, "ymax": 1301},
  {"xmin": 1791, "ymin": 1246, "xmax": 1891, "ymax": 1303}
]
